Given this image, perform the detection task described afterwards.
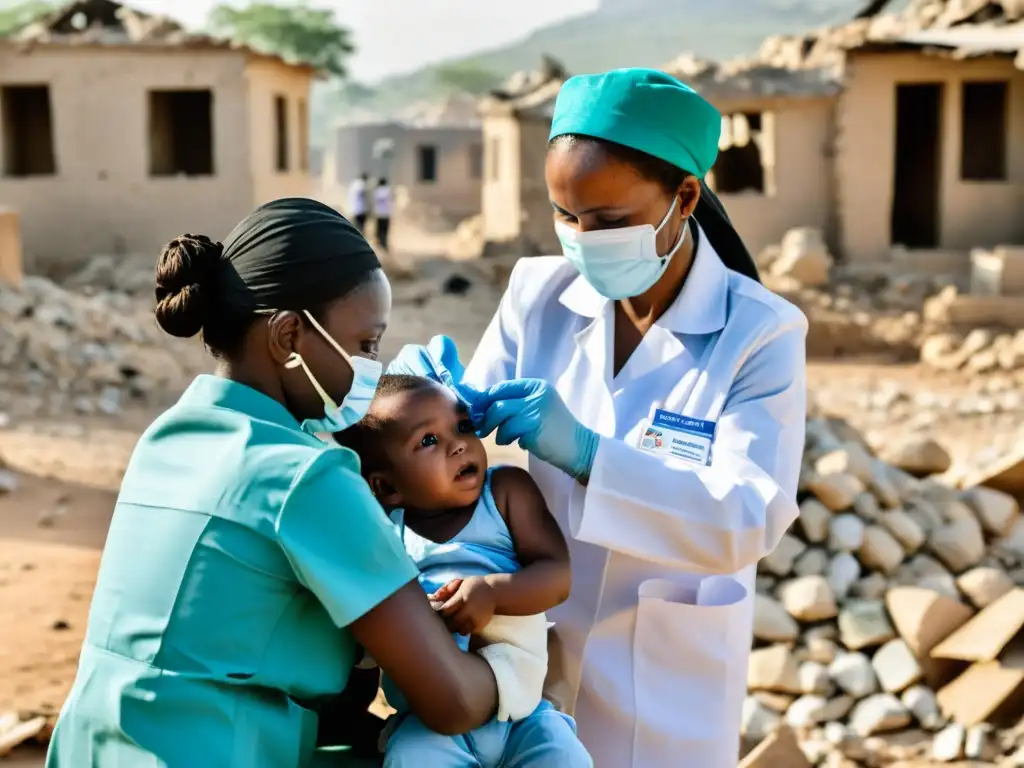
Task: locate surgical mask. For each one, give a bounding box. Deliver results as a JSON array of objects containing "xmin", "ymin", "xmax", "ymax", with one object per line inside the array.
[
  {"xmin": 282, "ymin": 310, "xmax": 382, "ymax": 436},
  {"xmin": 555, "ymin": 198, "xmax": 688, "ymax": 300}
]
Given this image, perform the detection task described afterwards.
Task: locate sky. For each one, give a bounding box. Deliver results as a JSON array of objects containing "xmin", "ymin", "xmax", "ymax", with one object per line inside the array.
[{"xmin": 125, "ymin": 0, "xmax": 600, "ymax": 82}]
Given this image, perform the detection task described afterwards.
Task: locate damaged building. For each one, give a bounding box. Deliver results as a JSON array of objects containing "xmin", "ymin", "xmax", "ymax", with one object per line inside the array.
[
  {"xmin": 479, "ymin": 0, "xmax": 1024, "ymax": 267},
  {"xmin": 0, "ymin": 0, "xmax": 317, "ymax": 272}
]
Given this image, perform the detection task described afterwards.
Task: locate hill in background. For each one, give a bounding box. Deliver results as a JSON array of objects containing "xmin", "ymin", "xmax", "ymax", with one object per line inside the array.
[{"xmin": 311, "ymin": 0, "xmax": 884, "ymax": 142}]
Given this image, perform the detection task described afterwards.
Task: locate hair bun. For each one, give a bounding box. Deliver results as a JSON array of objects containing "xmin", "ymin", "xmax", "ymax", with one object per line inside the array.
[{"xmin": 154, "ymin": 233, "xmax": 224, "ymax": 338}]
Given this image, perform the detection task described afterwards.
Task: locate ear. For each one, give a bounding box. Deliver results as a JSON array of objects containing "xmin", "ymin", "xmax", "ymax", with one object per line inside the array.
[
  {"xmin": 368, "ymin": 471, "xmax": 402, "ymax": 508},
  {"xmin": 267, "ymin": 310, "xmax": 305, "ymax": 366},
  {"xmin": 677, "ymin": 176, "xmax": 702, "ymax": 219}
]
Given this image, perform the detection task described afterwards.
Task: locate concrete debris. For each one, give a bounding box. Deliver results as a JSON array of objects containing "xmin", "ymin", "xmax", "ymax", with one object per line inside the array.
[
  {"xmin": 921, "ymin": 327, "xmax": 1024, "ymax": 374},
  {"xmin": 744, "ymin": 409, "xmax": 1024, "ymax": 764},
  {"xmin": 0, "ymin": 270, "xmax": 210, "ymax": 420},
  {"xmin": 0, "ymin": 714, "xmax": 47, "ymax": 757},
  {"xmin": 770, "ymin": 228, "xmax": 834, "ymax": 288}
]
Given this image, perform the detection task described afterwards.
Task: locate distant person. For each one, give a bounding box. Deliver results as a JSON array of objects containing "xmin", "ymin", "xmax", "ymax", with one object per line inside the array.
[
  {"xmin": 348, "ymin": 172, "xmax": 370, "ymax": 233},
  {"xmin": 374, "ymin": 177, "xmax": 392, "ymax": 251}
]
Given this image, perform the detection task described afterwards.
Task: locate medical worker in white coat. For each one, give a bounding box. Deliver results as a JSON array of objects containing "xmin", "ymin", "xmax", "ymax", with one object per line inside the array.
[{"xmin": 389, "ymin": 67, "xmax": 808, "ymax": 768}]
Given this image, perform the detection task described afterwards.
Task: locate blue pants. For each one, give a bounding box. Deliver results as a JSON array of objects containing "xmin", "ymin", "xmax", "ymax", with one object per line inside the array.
[{"xmin": 384, "ymin": 701, "xmax": 592, "ymax": 768}]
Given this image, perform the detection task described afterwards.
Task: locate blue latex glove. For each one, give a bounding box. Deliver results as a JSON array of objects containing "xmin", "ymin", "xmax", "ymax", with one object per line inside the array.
[
  {"xmin": 385, "ymin": 335, "xmax": 488, "ymax": 424},
  {"xmin": 478, "ymin": 378, "xmax": 599, "ymax": 481}
]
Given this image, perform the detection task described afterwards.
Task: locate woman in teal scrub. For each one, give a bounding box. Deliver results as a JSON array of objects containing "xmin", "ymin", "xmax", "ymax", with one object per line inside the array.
[{"xmin": 46, "ymin": 199, "xmax": 501, "ymax": 767}]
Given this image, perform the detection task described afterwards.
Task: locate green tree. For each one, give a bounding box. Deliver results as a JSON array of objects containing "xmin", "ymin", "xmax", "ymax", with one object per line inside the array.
[
  {"xmin": 207, "ymin": 1, "xmax": 354, "ymax": 77},
  {"xmin": 0, "ymin": 0, "xmax": 55, "ymax": 38},
  {"xmin": 434, "ymin": 63, "xmax": 503, "ymax": 95}
]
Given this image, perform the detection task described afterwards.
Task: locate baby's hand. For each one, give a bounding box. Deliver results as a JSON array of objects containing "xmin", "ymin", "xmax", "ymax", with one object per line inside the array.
[{"xmin": 434, "ymin": 576, "xmax": 496, "ymax": 636}]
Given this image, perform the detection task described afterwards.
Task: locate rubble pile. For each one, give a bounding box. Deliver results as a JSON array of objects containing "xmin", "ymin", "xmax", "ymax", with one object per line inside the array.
[
  {"xmin": 0, "ymin": 274, "xmax": 207, "ymax": 420},
  {"xmin": 755, "ymin": 0, "xmax": 1024, "ymax": 75},
  {"xmin": 746, "ymin": 410, "xmax": 1024, "ymax": 766},
  {"xmin": 921, "ymin": 327, "xmax": 1024, "ymax": 375},
  {"xmin": 759, "ymin": 228, "xmax": 947, "ymax": 360}
]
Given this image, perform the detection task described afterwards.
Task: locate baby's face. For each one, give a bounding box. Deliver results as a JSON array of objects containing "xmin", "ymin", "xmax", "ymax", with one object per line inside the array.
[{"xmin": 374, "ymin": 382, "xmax": 488, "ymax": 510}]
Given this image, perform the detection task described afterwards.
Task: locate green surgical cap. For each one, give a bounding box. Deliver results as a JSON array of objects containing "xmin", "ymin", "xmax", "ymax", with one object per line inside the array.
[{"xmin": 549, "ymin": 68, "xmax": 721, "ymax": 178}]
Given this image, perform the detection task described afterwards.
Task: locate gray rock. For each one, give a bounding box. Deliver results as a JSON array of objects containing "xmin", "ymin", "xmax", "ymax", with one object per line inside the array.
[
  {"xmin": 829, "ymin": 652, "xmax": 878, "ymax": 699},
  {"xmin": 871, "ymin": 639, "xmax": 923, "ymax": 693},
  {"xmin": 798, "ymin": 660, "xmax": 832, "ymax": 695},
  {"xmin": 901, "ymin": 685, "xmax": 943, "ymax": 730},
  {"xmin": 799, "ymin": 498, "xmax": 832, "ymax": 543},
  {"xmin": 786, "ymin": 694, "xmax": 829, "ymax": 728},
  {"xmin": 741, "ymin": 695, "xmax": 782, "ymax": 743},
  {"xmin": 748, "ymin": 644, "xmax": 802, "ymax": 693},
  {"xmin": 838, "ymin": 599, "xmax": 895, "ymax": 651},
  {"xmin": 930, "ymin": 517, "xmax": 986, "ymax": 573},
  {"xmin": 779, "ymin": 576, "xmax": 838, "ymax": 622},
  {"xmin": 794, "ymin": 548, "xmax": 829, "ymax": 577},
  {"xmin": 851, "ymin": 572, "xmax": 890, "ymax": 601},
  {"xmin": 826, "ymin": 552, "xmax": 861, "ymax": 601},
  {"xmin": 849, "ymin": 693, "xmax": 912, "ymax": 736},
  {"xmin": 753, "ymin": 593, "xmax": 800, "ymax": 643},
  {"xmin": 931, "ymin": 723, "xmax": 965, "ymax": 762},
  {"xmin": 859, "ymin": 526, "xmax": 905, "ymax": 574},
  {"xmin": 761, "ymin": 532, "xmax": 807, "ymax": 577},
  {"xmin": 809, "ymin": 473, "xmax": 865, "ymax": 512},
  {"xmin": 830, "ymin": 514, "xmax": 866, "ymax": 552},
  {"xmin": 880, "ymin": 509, "xmax": 926, "ymax": 553}
]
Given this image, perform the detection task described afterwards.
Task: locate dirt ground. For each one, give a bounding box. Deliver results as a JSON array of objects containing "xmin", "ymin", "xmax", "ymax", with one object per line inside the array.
[{"xmin": 0, "ymin": 352, "xmax": 1020, "ymax": 766}]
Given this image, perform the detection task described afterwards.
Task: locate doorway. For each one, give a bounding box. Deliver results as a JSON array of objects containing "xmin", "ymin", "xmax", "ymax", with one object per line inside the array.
[{"xmin": 891, "ymin": 83, "xmax": 943, "ymax": 248}]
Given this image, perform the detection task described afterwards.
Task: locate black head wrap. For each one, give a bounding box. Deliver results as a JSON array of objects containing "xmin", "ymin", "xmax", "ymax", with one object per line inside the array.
[
  {"xmin": 154, "ymin": 197, "xmax": 381, "ymax": 352},
  {"xmin": 218, "ymin": 197, "xmax": 381, "ymax": 313}
]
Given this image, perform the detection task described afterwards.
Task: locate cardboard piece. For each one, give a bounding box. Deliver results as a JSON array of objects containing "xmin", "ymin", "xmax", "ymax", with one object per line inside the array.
[
  {"xmin": 737, "ymin": 725, "xmax": 812, "ymax": 768},
  {"xmin": 959, "ymin": 448, "xmax": 1024, "ymax": 495},
  {"xmin": 936, "ymin": 659, "xmax": 1024, "ymax": 727},
  {"xmin": 931, "ymin": 589, "xmax": 1024, "ymax": 663}
]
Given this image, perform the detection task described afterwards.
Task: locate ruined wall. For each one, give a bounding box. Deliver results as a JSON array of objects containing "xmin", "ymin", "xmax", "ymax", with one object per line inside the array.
[
  {"xmin": 715, "ymin": 97, "xmax": 836, "ymax": 258},
  {"xmin": 518, "ymin": 116, "xmax": 560, "ymax": 254},
  {"xmin": 246, "ymin": 57, "xmax": 314, "ymax": 207},
  {"xmin": 0, "ymin": 45, "xmax": 256, "ymax": 271},
  {"xmin": 481, "ymin": 113, "xmax": 523, "ymax": 244},
  {"xmin": 838, "ymin": 52, "xmax": 1024, "ymax": 264}
]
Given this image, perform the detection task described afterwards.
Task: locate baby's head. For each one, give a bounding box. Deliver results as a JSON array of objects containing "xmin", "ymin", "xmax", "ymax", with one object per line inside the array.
[{"xmin": 335, "ymin": 374, "xmax": 488, "ymax": 511}]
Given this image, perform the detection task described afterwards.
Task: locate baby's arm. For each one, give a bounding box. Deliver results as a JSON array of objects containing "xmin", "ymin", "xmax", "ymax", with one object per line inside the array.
[
  {"xmin": 432, "ymin": 466, "xmax": 571, "ymax": 634},
  {"xmin": 483, "ymin": 465, "xmax": 572, "ymax": 615}
]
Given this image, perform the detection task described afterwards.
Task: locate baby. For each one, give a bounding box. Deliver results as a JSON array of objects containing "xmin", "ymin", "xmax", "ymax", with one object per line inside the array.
[{"xmin": 336, "ymin": 374, "xmax": 592, "ymax": 768}]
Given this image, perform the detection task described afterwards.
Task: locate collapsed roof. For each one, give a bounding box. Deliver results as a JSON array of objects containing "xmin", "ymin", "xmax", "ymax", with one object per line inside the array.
[{"xmin": 7, "ymin": 0, "xmax": 316, "ymax": 70}]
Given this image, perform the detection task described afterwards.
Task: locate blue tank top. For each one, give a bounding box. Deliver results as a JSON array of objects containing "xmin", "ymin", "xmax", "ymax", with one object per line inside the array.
[
  {"xmin": 389, "ymin": 467, "xmax": 521, "ymax": 597},
  {"xmin": 383, "ymin": 468, "xmax": 520, "ymax": 712}
]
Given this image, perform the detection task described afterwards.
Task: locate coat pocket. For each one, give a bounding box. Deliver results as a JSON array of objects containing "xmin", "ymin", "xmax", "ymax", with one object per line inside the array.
[{"xmin": 631, "ymin": 576, "xmax": 748, "ymax": 768}]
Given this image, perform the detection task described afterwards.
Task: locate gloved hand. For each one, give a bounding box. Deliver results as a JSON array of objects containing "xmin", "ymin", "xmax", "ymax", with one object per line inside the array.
[
  {"xmin": 386, "ymin": 335, "xmax": 487, "ymax": 423},
  {"xmin": 478, "ymin": 378, "xmax": 599, "ymax": 481}
]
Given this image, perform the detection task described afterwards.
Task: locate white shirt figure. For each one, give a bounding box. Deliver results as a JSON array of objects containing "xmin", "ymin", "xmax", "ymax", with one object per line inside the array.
[
  {"xmin": 373, "ymin": 184, "xmax": 392, "ymax": 219},
  {"xmin": 464, "ymin": 220, "xmax": 808, "ymax": 768},
  {"xmin": 348, "ymin": 176, "xmax": 369, "ymax": 217}
]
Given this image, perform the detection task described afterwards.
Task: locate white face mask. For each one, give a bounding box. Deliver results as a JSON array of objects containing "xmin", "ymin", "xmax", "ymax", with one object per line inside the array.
[
  {"xmin": 555, "ymin": 197, "xmax": 688, "ymax": 301},
  {"xmin": 282, "ymin": 310, "xmax": 382, "ymax": 436}
]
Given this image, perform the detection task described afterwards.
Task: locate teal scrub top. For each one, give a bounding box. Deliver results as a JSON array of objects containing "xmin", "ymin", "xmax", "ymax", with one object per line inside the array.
[{"xmin": 46, "ymin": 374, "xmax": 419, "ymax": 768}]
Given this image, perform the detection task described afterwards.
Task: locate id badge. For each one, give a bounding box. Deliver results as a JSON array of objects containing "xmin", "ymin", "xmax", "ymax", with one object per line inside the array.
[{"xmin": 637, "ymin": 408, "xmax": 716, "ymax": 466}]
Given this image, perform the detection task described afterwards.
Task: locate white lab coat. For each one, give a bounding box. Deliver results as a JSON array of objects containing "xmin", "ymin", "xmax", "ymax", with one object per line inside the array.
[{"xmin": 463, "ymin": 222, "xmax": 807, "ymax": 768}]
